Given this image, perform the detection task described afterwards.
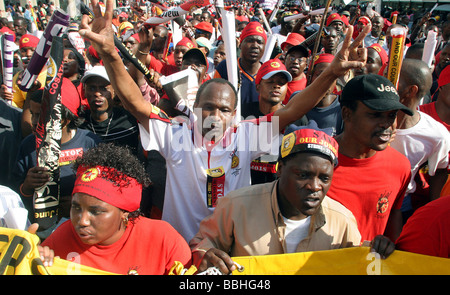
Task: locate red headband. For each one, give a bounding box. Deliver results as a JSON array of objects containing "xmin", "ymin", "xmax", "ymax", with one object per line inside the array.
[{"xmin": 73, "ymin": 165, "xmax": 142, "ymax": 212}]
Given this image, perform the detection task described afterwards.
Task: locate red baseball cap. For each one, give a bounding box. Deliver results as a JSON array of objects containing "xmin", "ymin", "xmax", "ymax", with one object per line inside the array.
[
  {"xmin": 280, "ymin": 128, "xmax": 339, "ymax": 166},
  {"xmin": 281, "ymin": 33, "xmax": 305, "ymax": 51},
  {"xmin": 326, "ymin": 13, "xmax": 343, "ymax": 26},
  {"xmin": 240, "ymin": 21, "xmax": 267, "ymax": 43},
  {"xmin": 176, "ymin": 37, "xmax": 196, "ymax": 49},
  {"xmin": 194, "ymin": 21, "xmax": 214, "ymax": 34},
  {"xmin": 313, "ymin": 53, "xmax": 334, "ymax": 66},
  {"xmin": 255, "ymin": 58, "xmax": 292, "ymax": 85},
  {"xmin": 19, "ymin": 34, "xmax": 39, "ymax": 49}
]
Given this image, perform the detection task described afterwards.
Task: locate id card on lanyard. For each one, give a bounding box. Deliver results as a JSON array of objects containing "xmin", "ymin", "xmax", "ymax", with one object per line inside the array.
[{"xmin": 206, "ymin": 166, "xmax": 225, "ymax": 208}]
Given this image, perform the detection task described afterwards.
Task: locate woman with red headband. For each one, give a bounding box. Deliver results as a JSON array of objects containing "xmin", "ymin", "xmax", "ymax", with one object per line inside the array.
[{"xmin": 39, "ymin": 143, "xmax": 192, "ymax": 275}]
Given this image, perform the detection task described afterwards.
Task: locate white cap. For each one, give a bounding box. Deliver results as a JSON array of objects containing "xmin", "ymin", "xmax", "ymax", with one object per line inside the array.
[{"xmin": 81, "ymin": 65, "xmax": 110, "ymax": 84}]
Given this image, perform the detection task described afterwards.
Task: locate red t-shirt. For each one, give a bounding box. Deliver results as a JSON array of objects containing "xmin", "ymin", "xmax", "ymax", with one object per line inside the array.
[
  {"xmin": 284, "ymin": 77, "xmax": 307, "ymax": 104},
  {"xmin": 396, "ymin": 195, "xmax": 450, "ymax": 258},
  {"xmin": 41, "ymin": 217, "xmax": 192, "ymax": 275},
  {"xmin": 149, "ymin": 54, "xmax": 164, "ymax": 73},
  {"xmin": 327, "ymin": 147, "xmax": 411, "ymax": 242},
  {"xmin": 419, "ymin": 102, "xmax": 450, "ymax": 131}
]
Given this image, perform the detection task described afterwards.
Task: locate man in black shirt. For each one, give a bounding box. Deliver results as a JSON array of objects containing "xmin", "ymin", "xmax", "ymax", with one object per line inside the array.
[{"xmin": 79, "ymin": 65, "xmax": 140, "ymax": 154}]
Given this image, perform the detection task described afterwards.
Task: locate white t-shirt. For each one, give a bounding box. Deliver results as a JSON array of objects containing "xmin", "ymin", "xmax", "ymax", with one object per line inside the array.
[
  {"xmin": 139, "ymin": 107, "xmax": 281, "ymax": 242},
  {"xmin": 390, "ymin": 111, "xmax": 450, "ymax": 194},
  {"xmin": 283, "ymin": 216, "xmax": 311, "ymax": 253}
]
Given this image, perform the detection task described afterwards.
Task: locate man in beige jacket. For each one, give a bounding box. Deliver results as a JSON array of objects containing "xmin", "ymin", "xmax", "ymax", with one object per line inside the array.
[{"xmin": 190, "ymin": 127, "xmax": 395, "ymax": 274}]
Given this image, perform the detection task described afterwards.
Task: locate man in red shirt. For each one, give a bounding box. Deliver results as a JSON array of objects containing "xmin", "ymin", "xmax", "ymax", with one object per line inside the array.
[
  {"xmin": 327, "ymin": 74, "xmax": 413, "ymax": 244},
  {"xmin": 419, "ymin": 65, "xmax": 450, "ymax": 132},
  {"xmin": 396, "ymin": 194, "xmax": 450, "ymax": 258},
  {"xmin": 283, "ymin": 44, "xmax": 308, "ymax": 103}
]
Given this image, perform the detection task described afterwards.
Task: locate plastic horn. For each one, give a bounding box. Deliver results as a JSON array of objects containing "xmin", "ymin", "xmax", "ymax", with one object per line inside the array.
[
  {"xmin": 218, "ymin": 0, "xmax": 241, "ymax": 121},
  {"xmin": 391, "ymin": 13, "xmax": 398, "ymax": 24},
  {"xmin": 284, "ymin": 7, "xmax": 332, "ymax": 22},
  {"xmin": 1, "ymin": 33, "xmax": 15, "ymax": 101},
  {"xmin": 422, "ymin": 30, "xmax": 437, "ymax": 68},
  {"xmin": 261, "ymin": 34, "xmax": 277, "ymax": 63},
  {"xmin": 387, "ymin": 27, "xmax": 406, "ymax": 87},
  {"xmin": 259, "ymin": 8, "xmax": 272, "ymax": 35},
  {"xmin": 144, "ymin": 0, "xmax": 212, "ymax": 27},
  {"xmin": 269, "ymin": 0, "xmax": 284, "ymax": 23},
  {"xmin": 18, "ymin": 9, "xmax": 69, "ymax": 91}
]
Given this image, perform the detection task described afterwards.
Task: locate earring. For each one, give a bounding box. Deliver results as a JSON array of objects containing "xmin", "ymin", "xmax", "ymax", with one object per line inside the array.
[{"xmin": 122, "ymin": 216, "xmax": 129, "ymax": 228}]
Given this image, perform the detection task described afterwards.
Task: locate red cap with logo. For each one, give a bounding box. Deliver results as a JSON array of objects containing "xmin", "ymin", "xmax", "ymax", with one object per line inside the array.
[
  {"xmin": 19, "ymin": 34, "xmax": 39, "ymax": 49},
  {"xmin": 176, "ymin": 37, "xmax": 196, "ymax": 49},
  {"xmin": 255, "ymin": 58, "xmax": 292, "ymax": 85},
  {"xmin": 326, "ymin": 13, "xmax": 343, "ymax": 26},
  {"xmin": 281, "ymin": 33, "xmax": 306, "ymax": 51},
  {"xmin": 240, "ymin": 21, "xmax": 267, "ymax": 43},
  {"xmin": 313, "ymin": 53, "xmax": 334, "ymax": 65},
  {"xmin": 280, "ymin": 128, "xmax": 339, "ymax": 166}
]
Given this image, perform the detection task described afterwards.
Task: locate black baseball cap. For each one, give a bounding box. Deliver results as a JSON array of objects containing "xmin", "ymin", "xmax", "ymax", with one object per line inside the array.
[
  {"xmin": 182, "ymin": 48, "xmax": 208, "ymax": 68},
  {"xmin": 341, "ymin": 74, "xmax": 413, "ymax": 116},
  {"xmin": 286, "ymin": 44, "xmax": 309, "ymax": 58}
]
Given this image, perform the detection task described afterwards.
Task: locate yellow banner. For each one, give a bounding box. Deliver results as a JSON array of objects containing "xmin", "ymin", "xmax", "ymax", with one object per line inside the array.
[
  {"xmin": 3, "ymin": 227, "xmax": 449, "ymax": 275},
  {"xmin": 0, "ymin": 227, "xmax": 115, "ymax": 275},
  {"xmin": 231, "ymin": 247, "xmax": 450, "ymax": 275}
]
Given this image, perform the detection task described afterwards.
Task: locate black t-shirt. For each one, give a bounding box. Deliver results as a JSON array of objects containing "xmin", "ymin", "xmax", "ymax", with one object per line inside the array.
[{"xmin": 79, "ymin": 107, "xmax": 140, "ymax": 153}]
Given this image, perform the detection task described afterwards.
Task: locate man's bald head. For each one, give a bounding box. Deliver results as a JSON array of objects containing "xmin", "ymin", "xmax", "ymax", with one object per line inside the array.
[{"xmin": 399, "ymin": 58, "xmax": 433, "ymax": 100}]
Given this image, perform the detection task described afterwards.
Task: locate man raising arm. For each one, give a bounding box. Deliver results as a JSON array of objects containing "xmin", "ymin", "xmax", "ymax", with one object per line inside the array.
[{"xmin": 79, "ymin": 0, "xmax": 371, "ymax": 135}]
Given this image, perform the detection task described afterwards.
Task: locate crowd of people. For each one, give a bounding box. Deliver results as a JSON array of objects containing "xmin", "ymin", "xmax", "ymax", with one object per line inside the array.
[{"xmin": 0, "ymin": 0, "xmax": 449, "ymax": 275}]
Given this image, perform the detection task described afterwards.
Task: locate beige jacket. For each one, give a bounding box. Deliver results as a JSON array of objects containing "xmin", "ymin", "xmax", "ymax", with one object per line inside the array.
[{"xmin": 190, "ymin": 180, "xmax": 361, "ymax": 257}]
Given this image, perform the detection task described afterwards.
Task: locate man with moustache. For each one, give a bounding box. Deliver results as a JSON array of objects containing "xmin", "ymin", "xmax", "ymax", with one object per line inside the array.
[
  {"xmin": 78, "ymin": 66, "xmax": 140, "ymax": 154},
  {"xmin": 326, "ymin": 74, "xmax": 413, "ymax": 245},
  {"xmin": 283, "ymin": 44, "xmax": 309, "ymax": 104},
  {"xmin": 191, "ymin": 128, "xmax": 395, "ymax": 274},
  {"xmin": 78, "ymin": 0, "xmax": 370, "ymax": 242},
  {"xmin": 364, "ymin": 16, "xmax": 385, "ymax": 47},
  {"xmin": 214, "ymin": 21, "xmax": 267, "ymax": 118}
]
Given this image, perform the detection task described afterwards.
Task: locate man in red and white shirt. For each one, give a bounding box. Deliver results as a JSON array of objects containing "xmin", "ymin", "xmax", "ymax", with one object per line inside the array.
[{"xmin": 79, "ymin": 0, "xmax": 370, "ymax": 242}]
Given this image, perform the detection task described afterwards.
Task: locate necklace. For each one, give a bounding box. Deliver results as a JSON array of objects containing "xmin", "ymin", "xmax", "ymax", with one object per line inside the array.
[{"xmin": 90, "ymin": 112, "xmax": 113, "ymax": 136}]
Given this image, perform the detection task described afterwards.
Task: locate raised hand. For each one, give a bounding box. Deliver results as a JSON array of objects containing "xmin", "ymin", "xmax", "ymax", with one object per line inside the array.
[
  {"xmin": 79, "ymin": 0, "xmax": 116, "ymax": 58},
  {"xmin": 328, "ymin": 24, "xmax": 371, "ymax": 78}
]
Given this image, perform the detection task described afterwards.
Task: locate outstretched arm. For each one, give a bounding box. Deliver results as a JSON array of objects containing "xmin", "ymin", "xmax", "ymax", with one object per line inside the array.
[
  {"xmin": 79, "ymin": 0, "xmax": 152, "ymax": 127},
  {"xmin": 274, "ymin": 24, "xmax": 371, "ymax": 132}
]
